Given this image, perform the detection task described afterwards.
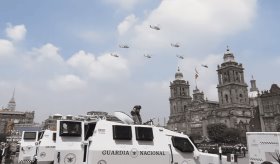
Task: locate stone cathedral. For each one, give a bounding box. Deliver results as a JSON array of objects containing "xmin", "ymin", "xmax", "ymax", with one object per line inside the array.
[{"xmin": 167, "ymin": 48, "xmax": 253, "ymax": 138}]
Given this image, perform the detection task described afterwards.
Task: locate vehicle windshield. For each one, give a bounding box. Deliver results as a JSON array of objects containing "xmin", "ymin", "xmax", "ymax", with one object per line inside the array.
[{"xmin": 60, "ymin": 121, "xmax": 82, "ymax": 137}]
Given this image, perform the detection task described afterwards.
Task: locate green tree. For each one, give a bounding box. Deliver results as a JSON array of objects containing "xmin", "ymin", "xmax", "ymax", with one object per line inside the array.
[
  {"xmin": 223, "ymin": 128, "xmax": 241, "ymax": 143},
  {"xmin": 207, "ymin": 123, "xmax": 227, "ymax": 142},
  {"xmin": 189, "ymin": 133, "xmax": 202, "ymax": 141}
]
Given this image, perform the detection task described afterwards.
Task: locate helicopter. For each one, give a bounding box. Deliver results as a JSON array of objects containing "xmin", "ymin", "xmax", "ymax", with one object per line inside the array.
[
  {"xmin": 201, "ymin": 64, "xmax": 208, "ymax": 68},
  {"xmin": 144, "ymin": 54, "xmax": 152, "ymax": 58},
  {"xmin": 176, "ymin": 55, "xmax": 184, "ymax": 59},
  {"xmin": 150, "ymin": 25, "xmax": 160, "ymax": 30},
  {"xmin": 119, "ymin": 44, "xmax": 129, "ymax": 48},
  {"xmin": 171, "ymin": 43, "xmax": 180, "ymax": 48},
  {"xmin": 110, "ymin": 53, "xmax": 119, "ymax": 58}
]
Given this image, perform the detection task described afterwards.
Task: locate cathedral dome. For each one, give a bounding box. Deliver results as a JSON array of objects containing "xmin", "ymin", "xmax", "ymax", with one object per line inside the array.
[
  {"xmin": 223, "ymin": 47, "xmax": 235, "ymax": 62},
  {"xmin": 175, "ymin": 67, "xmax": 183, "ymax": 80}
]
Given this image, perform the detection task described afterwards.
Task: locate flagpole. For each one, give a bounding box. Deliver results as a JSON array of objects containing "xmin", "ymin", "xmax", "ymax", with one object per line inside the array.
[
  {"xmin": 195, "ymin": 67, "xmax": 199, "ymax": 89},
  {"xmin": 195, "ymin": 76, "xmax": 197, "ymax": 89}
]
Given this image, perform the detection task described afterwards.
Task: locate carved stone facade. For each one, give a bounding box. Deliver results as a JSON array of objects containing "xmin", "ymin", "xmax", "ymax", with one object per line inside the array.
[
  {"xmin": 259, "ymin": 84, "xmax": 280, "ymax": 132},
  {"xmin": 211, "ymin": 48, "xmax": 252, "ymax": 131},
  {"xmin": 167, "ymin": 48, "xmax": 253, "ymax": 137},
  {"xmin": 166, "ymin": 68, "xmax": 219, "ymax": 137}
]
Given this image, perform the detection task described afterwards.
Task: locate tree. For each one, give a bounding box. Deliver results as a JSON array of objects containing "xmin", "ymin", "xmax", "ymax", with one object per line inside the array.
[
  {"xmin": 207, "ymin": 123, "xmax": 227, "ymax": 143},
  {"xmin": 276, "ymin": 124, "xmax": 280, "ymax": 132},
  {"xmin": 189, "ymin": 133, "xmax": 202, "ymax": 141},
  {"xmin": 223, "ymin": 128, "xmax": 241, "ymax": 143}
]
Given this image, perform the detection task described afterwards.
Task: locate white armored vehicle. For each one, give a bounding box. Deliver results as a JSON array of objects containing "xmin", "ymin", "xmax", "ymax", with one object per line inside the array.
[
  {"xmin": 18, "ymin": 130, "xmax": 56, "ymax": 164},
  {"xmin": 54, "ymin": 112, "xmax": 230, "ymax": 164},
  {"xmin": 18, "ymin": 131, "xmax": 39, "ymax": 163},
  {"xmin": 247, "ymin": 132, "xmax": 280, "ymax": 164}
]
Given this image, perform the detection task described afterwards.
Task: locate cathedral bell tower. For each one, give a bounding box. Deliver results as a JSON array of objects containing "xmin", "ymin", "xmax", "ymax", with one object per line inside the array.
[
  {"xmin": 217, "ymin": 48, "xmax": 250, "ymax": 108},
  {"xmin": 169, "ymin": 67, "xmax": 192, "ymax": 116},
  {"xmin": 216, "ymin": 47, "xmax": 252, "ymax": 129},
  {"xmin": 167, "ymin": 67, "xmax": 192, "ymax": 133}
]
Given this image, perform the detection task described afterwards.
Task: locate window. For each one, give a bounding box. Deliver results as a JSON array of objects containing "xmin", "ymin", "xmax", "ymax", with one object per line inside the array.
[
  {"xmin": 112, "ymin": 125, "xmax": 132, "ymax": 140},
  {"xmin": 38, "ymin": 131, "xmax": 45, "ymax": 141},
  {"xmin": 135, "ymin": 127, "xmax": 153, "ymax": 141},
  {"xmin": 52, "ymin": 132, "xmax": 56, "ymax": 141},
  {"xmin": 59, "ymin": 121, "xmax": 82, "ymax": 137},
  {"xmin": 172, "ymin": 136, "xmax": 194, "ymax": 152},
  {"xmin": 23, "ymin": 132, "xmax": 37, "ymax": 140},
  {"xmin": 85, "ymin": 123, "xmax": 96, "ymax": 140},
  {"xmin": 225, "ymin": 94, "xmax": 229, "ymax": 103}
]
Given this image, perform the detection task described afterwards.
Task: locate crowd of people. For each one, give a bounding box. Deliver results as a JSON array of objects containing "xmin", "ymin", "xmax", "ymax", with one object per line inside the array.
[
  {"xmin": 0, "ymin": 142, "xmax": 18, "ymax": 164},
  {"xmin": 0, "ymin": 142, "xmax": 9, "ymax": 163},
  {"xmin": 197, "ymin": 143, "xmax": 247, "ymax": 157}
]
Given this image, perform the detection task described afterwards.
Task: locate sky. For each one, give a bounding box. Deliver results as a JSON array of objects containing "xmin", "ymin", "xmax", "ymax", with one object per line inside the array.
[{"xmin": 0, "ymin": 0, "xmax": 280, "ymax": 124}]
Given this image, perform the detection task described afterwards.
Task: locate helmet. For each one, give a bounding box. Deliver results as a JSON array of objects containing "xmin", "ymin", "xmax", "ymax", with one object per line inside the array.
[{"xmin": 133, "ymin": 105, "xmax": 141, "ymax": 110}]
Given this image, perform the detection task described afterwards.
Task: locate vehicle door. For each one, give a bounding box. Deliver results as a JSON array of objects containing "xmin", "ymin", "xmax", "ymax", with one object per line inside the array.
[
  {"xmin": 83, "ymin": 122, "xmax": 96, "ymax": 164},
  {"xmin": 18, "ymin": 131, "xmax": 38, "ymax": 163},
  {"xmin": 169, "ymin": 136, "xmax": 199, "ymax": 164},
  {"xmin": 54, "ymin": 120, "xmax": 85, "ymax": 164},
  {"xmin": 36, "ymin": 130, "xmax": 56, "ymax": 163}
]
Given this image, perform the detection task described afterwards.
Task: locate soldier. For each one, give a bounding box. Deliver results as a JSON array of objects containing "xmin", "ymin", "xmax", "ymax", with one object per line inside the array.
[
  {"xmin": 0, "ymin": 144, "xmax": 3, "ymax": 164},
  {"xmin": 131, "ymin": 105, "xmax": 142, "ymax": 124},
  {"xmin": 242, "ymin": 146, "xmax": 246, "ymax": 157}
]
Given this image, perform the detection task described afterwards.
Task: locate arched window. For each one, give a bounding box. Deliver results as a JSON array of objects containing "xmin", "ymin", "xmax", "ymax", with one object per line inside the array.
[
  {"xmin": 236, "ymin": 72, "xmax": 239, "ymax": 81},
  {"xmin": 239, "ymin": 94, "xmax": 243, "ymax": 102},
  {"xmin": 225, "ymin": 94, "xmax": 229, "ymax": 103},
  {"xmin": 224, "ymin": 73, "xmax": 228, "ymax": 82}
]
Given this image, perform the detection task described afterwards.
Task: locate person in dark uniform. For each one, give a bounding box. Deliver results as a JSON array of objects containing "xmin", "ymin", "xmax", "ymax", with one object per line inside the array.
[
  {"xmin": 0, "ymin": 144, "xmax": 3, "ymax": 164},
  {"xmin": 242, "ymin": 147, "xmax": 246, "ymax": 157},
  {"xmin": 131, "ymin": 105, "xmax": 142, "ymax": 124}
]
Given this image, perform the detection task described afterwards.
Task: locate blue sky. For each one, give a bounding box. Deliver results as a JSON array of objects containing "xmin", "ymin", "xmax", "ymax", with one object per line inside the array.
[{"xmin": 0, "ymin": 0, "xmax": 279, "ymax": 123}]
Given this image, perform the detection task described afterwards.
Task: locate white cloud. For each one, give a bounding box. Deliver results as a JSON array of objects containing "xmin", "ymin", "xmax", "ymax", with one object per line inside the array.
[
  {"xmin": 67, "ymin": 50, "xmax": 129, "ymax": 80},
  {"xmin": 22, "ymin": 43, "xmax": 67, "ymax": 79},
  {"xmin": 67, "ymin": 50, "xmax": 95, "ymax": 69},
  {"xmin": 0, "ymin": 39, "xmax": 15, "ymax": 57},
  {"xmin": 118, "ymin": 14, "xmax": 138, "ymax": 36},
  {"xmin": 49, "ymin": 74, "xmax": 87, "ymax": 91},
  {"xmin": 5, "ymin": 24, "xmax": 27, "ymax": 41},
  {"xmin": 121, "ymin": 0, "xmax": 257, "ymax": 53},
  {"xmin": 30, "ymin": 43, "xmax": 64, "ymax": 63}
]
